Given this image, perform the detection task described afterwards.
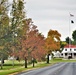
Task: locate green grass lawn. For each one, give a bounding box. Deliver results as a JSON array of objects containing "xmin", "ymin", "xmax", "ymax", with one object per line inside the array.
[
  {"xmin": 0, "ymin": 58, "xmax": 76, "ymax": 75},
  {"xmin": 0, "ymin": 60, "xmax": 52, "ymax": 75},
  {"xmin": 51, "ymin": 58, "xmax": 76, "ymax": 63}
]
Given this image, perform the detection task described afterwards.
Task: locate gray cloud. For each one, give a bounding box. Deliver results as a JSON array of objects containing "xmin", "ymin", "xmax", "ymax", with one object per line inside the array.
[
  {"xmin": 26, "ymin": 0, "xmax": 76, "ymax": 40},
  {"xmin": 26, "ymin": 0, "xmax": 76, "ymax": 10}
]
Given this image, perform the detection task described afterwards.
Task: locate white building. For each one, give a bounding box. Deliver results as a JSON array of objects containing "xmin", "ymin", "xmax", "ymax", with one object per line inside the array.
[
  {"xmin": 62, "ymin": 45, "xmax": 76, "ymax": 59},
  {"xmin": 52, "ymin": 51, "xmax": 61, "ymax": 58}
]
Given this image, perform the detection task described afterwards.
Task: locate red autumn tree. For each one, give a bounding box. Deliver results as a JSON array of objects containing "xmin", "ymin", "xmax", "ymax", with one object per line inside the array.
[{"xmin": 18, "ymin": 21, "xmax": 46, "ymax": 67}]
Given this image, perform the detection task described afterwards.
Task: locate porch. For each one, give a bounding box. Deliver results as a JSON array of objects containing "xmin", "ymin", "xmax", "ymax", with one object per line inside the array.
[{"xmin": 62, "ymin": 52, "xmax": 76, "ymax": 59}]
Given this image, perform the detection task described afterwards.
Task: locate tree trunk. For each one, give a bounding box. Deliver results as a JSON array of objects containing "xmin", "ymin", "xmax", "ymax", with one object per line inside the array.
[
  {"xmin": 47, "ymin": 54, "xmax": 50, "ymax": 64},
  {"xmin": 24, "ymin": 57, "xmax": 27, "ymax": 68},
  {"xmin": 1, "ymin": 58, "xmax": 4, "ymax": 69},
  {"xmin": 32, "ymin": 58, "xmax": 35, "ymax": 67}
]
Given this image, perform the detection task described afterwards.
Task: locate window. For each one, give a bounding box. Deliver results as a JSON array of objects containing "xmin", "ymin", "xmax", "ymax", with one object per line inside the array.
[
  {"xmin": 74, "ymin": 53, "xmax": 76, "ymax": 56},
  {"xmin": 65, "ymin": 49, "xmax": 67, "ymax": 51},
  {"xmin": 61, "ymin": 53, "xmax": 63, "ymax": 56},
  {"xmin": 74, "ymin": 49, "xmax": 76, "ymax": 51},
  {"xmin": 70, "ymin": 49, "xmax": 72, "ymax": 51},
  {"xmin": 65, "ymin": 53, "xmax": 67, "ymax": 56}
]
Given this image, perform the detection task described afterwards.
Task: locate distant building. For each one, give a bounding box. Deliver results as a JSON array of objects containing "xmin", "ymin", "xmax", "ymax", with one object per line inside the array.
[
  {"xmin": 61, "ymin": 45, "xmax": 76, "ymax": 59},
  {"xmin": 52, "ymin": 51, "xmax": 61, "ymax": 58}
]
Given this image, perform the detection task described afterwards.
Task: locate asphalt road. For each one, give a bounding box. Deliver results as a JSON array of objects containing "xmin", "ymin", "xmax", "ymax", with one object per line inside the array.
[{"xmin": 17, "ymin": 62, "xmax": 76, "ymax": 75}]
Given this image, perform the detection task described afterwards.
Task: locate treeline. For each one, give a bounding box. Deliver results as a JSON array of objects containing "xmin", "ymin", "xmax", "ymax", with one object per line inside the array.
[
  {"xmin": 0, "ymin": 0, "xmax": 61, "ymax": 69},
  {"xmin": 65, "ymin": 30, "xmax": 76, "ymax": 45}
]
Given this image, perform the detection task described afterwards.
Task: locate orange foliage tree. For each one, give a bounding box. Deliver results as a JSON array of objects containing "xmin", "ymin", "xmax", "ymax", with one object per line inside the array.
[{"xmin": 45, "ymin": 29, "xmax": 61, "ymax": 63}]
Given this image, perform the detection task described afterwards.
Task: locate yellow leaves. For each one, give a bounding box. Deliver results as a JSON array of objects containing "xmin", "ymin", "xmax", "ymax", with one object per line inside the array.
[
  {"xmin": 0, "ymin": 4, "xmax": 5, "ymax": 14},
  {"xmin": 18, "ymin": 0, "xmax": 24, "ymax": 10},
  {"xmin": 1, "ymin": 15, "xmax": 9, "ymax": 25},
  {"xmin": 48, "ymin": 29, "xmax": 61, "ymax": 41},
  {"xmin": 45, "ymin": 37, "xmax": 54, "ymax": 52},
  {"xmin": 0, "ymin": 1, "xmax": 9, "ymax": 25},
  {"xmin": 62, "ymin": 41, "xmax": 67, "ymax": 45},
  {"xmin": 45, "ymin": 29, "xmax": 61, "ymax": 53},
  {"xmin": 0, "ymin": 46, "xmax": 4, "ymax": 50}
]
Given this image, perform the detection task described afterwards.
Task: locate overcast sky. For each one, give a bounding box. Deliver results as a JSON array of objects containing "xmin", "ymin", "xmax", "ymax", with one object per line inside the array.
[{"xmin": 25, "ymin": 0, "xmax": 76, "ymax": 41}]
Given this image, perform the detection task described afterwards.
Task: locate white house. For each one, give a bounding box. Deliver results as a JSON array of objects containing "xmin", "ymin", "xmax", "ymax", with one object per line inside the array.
[
  {"xmin": 61, "ymin": 45, "xmax": 76, "ymax": 59},
  {"xmin": 52, "ymin": 51, "xmax": 61, "ymax": 58}
]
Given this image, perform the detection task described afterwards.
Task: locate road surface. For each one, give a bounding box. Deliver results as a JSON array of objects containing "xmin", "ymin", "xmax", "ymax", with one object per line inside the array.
[{"xmin": 17, "ymin": 62, "xmax": 76, "ymax": 75}]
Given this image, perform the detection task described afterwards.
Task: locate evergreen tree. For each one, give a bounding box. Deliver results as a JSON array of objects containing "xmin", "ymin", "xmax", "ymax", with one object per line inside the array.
[
  {"xmin": 72, "ymin": 30, "xmax": 76, "ymax": 45},
  {"xmin": 72, "ymin": 30, "xmax": 76, "ymax": 41}
]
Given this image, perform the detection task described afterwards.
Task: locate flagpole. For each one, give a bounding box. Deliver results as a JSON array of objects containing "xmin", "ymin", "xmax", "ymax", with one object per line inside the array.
[
  {"xmin": 69, "ymin": 13, "xmax": 74, "ymax": 46},
  {"xmin": 69, "ymin": 12, "xmax": 71, "ymax": 46}
]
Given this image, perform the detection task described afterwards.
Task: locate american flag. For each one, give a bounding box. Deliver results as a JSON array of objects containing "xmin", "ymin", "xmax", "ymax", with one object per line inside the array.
[
  {"xmin": 70, "ymin": 14, "xmax": 74, "ymax": 17},
  {"xmin": 71, "ymin": 20, "xmax": 74, "ymax": 23}
]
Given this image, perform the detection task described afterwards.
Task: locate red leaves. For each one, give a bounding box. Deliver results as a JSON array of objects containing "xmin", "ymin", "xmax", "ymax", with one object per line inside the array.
[{"xmin": 19, "ymin": 25, "xmax": 46, "ymax": 61}]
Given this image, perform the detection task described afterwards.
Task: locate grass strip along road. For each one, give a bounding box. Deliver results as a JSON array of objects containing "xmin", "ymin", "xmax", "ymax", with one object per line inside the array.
[
  {"xmin": 17, "ymin": 62, "xmax": 76, "ymax": 75},
  {"xmin": 0, "ymin": 58, "xmax": 76, "ymax": 75},
  {"xmin": 0, "ymin": 60, "xmax": 55, "ymax": 75}
]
